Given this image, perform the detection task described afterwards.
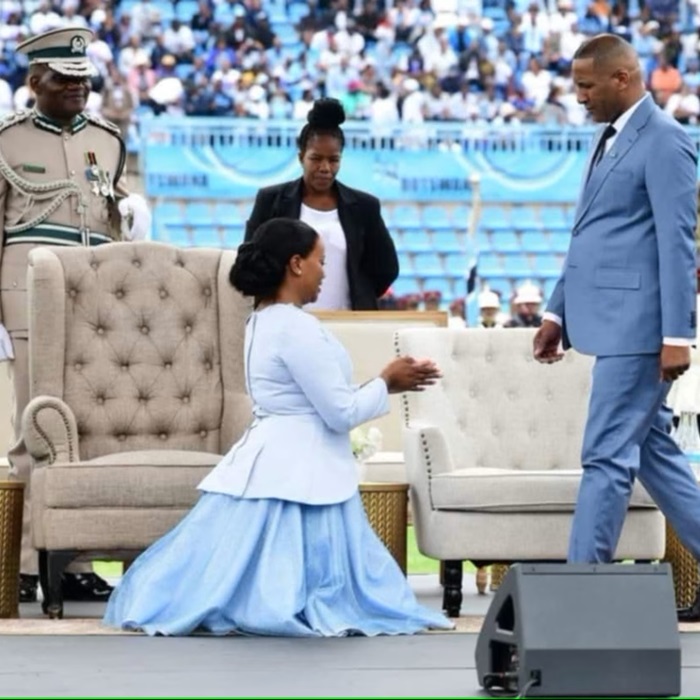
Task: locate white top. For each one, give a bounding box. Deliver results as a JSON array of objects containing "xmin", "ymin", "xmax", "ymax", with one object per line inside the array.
[{"xmin": 300, "ymin": 204, "xmax": 351, "ymax": 311}]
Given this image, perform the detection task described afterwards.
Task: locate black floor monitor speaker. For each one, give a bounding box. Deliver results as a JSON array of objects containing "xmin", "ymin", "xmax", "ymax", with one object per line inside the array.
[{"xmin": 475, "ymin": 563, "xmax": 681, "ymax": 697}]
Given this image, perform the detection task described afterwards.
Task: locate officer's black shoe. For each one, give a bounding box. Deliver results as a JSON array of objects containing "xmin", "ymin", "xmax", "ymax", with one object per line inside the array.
[
  {"xmin": 19, "ymin": 574, "xmax": 38, "ymax": 603},
  {"xmin": 61, "ymin": 573, "xmax": 114, "ymax": 602}
]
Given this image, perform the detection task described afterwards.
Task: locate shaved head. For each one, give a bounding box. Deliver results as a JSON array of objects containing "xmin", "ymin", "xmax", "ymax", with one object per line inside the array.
[{"xmin": 574, "ymin": 33, "xmax": 642, "ymax": 78}]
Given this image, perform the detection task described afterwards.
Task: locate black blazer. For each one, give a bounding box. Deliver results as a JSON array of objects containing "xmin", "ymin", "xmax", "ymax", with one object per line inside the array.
[{"xmin": 244, "ymin": 178, "xmax": 399, "ymax": 310}]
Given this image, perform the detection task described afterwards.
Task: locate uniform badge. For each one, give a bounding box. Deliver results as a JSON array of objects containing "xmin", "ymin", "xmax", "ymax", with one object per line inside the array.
[
  {"xmin": 85, "ymin": 151, "xmax": 115, "ymax": 200},
  {"xmin": 85, "ymin": 151, "xmax": 100, "ymax": 196},
  {"xmin": 70, "ymin": 35, "xmax": 87, "ymax": 55}
]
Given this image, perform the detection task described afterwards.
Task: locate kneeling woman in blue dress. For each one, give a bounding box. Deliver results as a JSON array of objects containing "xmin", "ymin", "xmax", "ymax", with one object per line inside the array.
[{"xmin": 104, "ymin": 217, "xmax": 453, "ymax": 637}]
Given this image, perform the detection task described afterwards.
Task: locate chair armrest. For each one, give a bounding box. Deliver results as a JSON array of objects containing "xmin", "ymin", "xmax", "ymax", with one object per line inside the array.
[
  {"xmin": 22, "ymin": 396, "xmax": 80, "ymax": 467},
  {"xmin": 403, "ymin": 423, "xmax": 454, "ymax": 481}
]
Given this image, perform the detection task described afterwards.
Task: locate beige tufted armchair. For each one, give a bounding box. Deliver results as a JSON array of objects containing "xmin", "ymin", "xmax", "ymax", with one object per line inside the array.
[
  {"xmin": 396, "ymin": 327, "xmax": 665, "ymax": 617},
  {"xmin": 23, "ymin": 242, "xmax": 252, "ymax": 618}
]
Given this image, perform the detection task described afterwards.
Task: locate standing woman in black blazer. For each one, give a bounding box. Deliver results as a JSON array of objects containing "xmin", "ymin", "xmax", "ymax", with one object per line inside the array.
[{"xmin": 244, "ymin": 98, "xmax": 399, "ymax": 311}]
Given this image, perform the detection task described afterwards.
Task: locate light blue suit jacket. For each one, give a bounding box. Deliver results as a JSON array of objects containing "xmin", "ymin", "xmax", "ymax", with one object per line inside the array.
[
  {"xmin": 547, "ymin": 95, "xmax": 697, "ymax": 356},
  {"xmin": 198, "ymin": 304, "xmax": 389, "ymax": 505}
]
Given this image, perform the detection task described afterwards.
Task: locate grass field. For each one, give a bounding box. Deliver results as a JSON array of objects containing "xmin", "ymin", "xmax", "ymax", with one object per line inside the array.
[{"xmin": 93, "ymin": 527, "xmax": 474, "ymax": 578}]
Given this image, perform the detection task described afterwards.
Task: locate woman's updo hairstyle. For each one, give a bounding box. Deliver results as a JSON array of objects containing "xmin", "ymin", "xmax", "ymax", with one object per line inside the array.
[
  {"xmin": 230, "ymin": 218, "xmax": 319, "ymax": 299},
  {"xmin": 297, "ymin": 97, "xmax": 346, "ymax": 152}
]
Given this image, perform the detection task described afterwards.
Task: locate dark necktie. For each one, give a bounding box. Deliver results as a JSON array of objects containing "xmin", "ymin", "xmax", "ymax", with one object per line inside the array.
[{"xmin": 586, "ymin": 123, "xmax": 616, "ymax": 183}]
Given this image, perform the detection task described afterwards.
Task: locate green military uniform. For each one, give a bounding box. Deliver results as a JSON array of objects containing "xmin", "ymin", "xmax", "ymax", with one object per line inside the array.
[{"xmin": 0, "ymin": 27, "xmax": 129, "ymax": 576}]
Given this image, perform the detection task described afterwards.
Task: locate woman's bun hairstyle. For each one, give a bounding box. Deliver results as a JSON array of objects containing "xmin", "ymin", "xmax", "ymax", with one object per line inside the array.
[
  {"xmin": 230, "ymin": 241, "xmax": 285, "ymax": 298},
  {"xmin": 230, "ymin": 218, "xmax": 319, "ymax": 300},
  {"xmin": 307, "ymin": 97, "xmax": 346, "ymax": 129},
  {"xmin": 297, "ymin": 97, "xmax": 347, "ymax": 151}
]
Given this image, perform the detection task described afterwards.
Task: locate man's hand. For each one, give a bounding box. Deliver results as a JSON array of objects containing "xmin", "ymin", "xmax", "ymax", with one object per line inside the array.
[
  {"xmin": 118, "ymin": 194, "xmax": 152, "ymax": 241},
  {"xmin": 533, "ymin": 320, "xmax": 564, "ymax": 364},
  {"xmin": 660, "ymin": 344, "xmax": 691, "ymax": 382},
  {"xmin": 0, "ymin": 323, "xmax": 14, "ymax": 361}
]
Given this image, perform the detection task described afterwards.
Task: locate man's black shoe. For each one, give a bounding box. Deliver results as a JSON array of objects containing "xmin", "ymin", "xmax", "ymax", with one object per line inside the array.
[
  {"xmin": 19, "ymin": 574, "xmax": 38, "ymax": 603},
  {"xmin": 61, "ymin": 573, "xmax": 114, "ymax": 602}
]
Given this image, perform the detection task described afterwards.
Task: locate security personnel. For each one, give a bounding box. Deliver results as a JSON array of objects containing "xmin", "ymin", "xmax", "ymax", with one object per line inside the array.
[{"xmin": 0, "ymin": 27, "xmax": 150, "ymax": 604}]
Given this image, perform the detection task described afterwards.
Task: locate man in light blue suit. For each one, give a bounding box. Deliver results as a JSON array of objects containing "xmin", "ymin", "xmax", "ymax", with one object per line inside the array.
[{"xmin": 533, "ymin": 34, "xmax": 700, "ymax": 620}]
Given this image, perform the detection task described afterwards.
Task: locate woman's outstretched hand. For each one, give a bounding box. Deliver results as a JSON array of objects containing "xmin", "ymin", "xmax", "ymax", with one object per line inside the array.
[{"xmin": 380, "ymin": 356, "xmax": 442, "ymax": 394}]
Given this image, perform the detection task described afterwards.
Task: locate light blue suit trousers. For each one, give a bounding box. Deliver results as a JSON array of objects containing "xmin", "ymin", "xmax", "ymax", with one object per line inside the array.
[{"xmin": 569, "ymin": 354, "xmax": 700, "ymax": 562}]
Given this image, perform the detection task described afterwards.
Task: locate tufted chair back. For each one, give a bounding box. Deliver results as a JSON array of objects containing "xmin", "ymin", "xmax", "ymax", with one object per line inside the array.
[
  {"xmin": 22, "ymin": 242, "xmax": 254, "ymax": 617},
  {"xmin": 398, "ymin": 327, "xmax": 593, "ymax": 474},
  {"xmin": 28, "ymin": 242, "xmax": 252, "ymax": 458}
]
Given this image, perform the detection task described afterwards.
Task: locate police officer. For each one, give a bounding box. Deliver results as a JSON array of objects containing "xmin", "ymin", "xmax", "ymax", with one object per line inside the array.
[{"xmin": 0, "ymin": 27, "xmax": 150, "ymax": 604}]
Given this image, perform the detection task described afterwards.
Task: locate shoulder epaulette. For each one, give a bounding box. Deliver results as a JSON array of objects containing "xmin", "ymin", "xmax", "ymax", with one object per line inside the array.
[
  {"xmin": 0, "ymin": 110, "xmax": 31, "ymax": 134},
  {"xmin": 85, "ymin": 112, "xmax": 122, "ymax": 137}
]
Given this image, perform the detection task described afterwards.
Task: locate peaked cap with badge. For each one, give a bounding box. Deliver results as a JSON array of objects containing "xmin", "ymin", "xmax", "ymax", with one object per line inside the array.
[{"xmin": 16, "ymin": 26, "xmax": 98, "ymax": 78}]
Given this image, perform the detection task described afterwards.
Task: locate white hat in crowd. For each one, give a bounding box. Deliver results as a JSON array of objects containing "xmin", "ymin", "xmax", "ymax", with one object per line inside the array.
[
  {"xmin": 514, "ymin": 282, "xmax": 543, "ymax": 305},
  {"xmin": 478, "ymin": 289, "xmax": 501, "ymax": 309}
]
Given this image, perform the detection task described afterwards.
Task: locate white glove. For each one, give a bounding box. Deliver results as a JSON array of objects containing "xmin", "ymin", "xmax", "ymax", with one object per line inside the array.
[
  {"xmin": 118, "ymin": 193, "xmax": 152, "ymax": 241},
  {"xmin": 0, "ymin": 323, "xmax": 14, "ymax": 362}
]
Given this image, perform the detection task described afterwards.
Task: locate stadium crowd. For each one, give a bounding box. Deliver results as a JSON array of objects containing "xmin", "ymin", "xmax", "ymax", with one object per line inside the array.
[{"xmin": 0, "ymin": 0, "xmax": 699, "ymax": 132}]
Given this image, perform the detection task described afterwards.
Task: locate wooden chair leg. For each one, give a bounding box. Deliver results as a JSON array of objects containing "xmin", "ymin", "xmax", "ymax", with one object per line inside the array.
[
  {"xmin": 442, "ymin": 560, "xmax": 463, "ymax": 618},
  {"xmin": 39, "ymin": 549, "xmax": 77, "ymax": 619}
]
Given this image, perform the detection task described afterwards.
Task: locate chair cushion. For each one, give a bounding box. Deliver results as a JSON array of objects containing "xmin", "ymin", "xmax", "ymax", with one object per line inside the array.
[
  {"xmin": 430, "ymin": 468, "xmax": 657, "ymax": 512},
  {"xmin": 41, "ymin": 450, "xmax": 221, "ymax": 508}
]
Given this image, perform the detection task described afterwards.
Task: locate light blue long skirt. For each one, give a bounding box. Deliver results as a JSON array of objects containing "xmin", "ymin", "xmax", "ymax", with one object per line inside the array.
[{"xmin": 103, "ymin": 491, "xmax": 453, "ymax": 637}]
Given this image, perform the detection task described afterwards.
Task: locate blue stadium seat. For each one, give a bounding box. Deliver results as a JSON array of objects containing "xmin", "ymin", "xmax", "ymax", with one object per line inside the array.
[
  {"xmin": 191, "ymin": 227, "xmax": 223, "ymax": 248},
  {"xmin": 223, "ymin": 225, "xmax": 246, "ymax": 248},
  {"xmin": 421, "ymin": 205, "xmax": 452, "ymax": 230},
  {"xmin": 186, "ymin": 202, "xmax": 214, "ymax": 225},
  {"xmin": 432, "ymin": 232, "xmax": 464, "ymax": 253},
  {"xmin": 503, "ymin": 253, "xmax": 532, "ymax": 278},
  {"xmin": 400, "ymin": 230, "xmax": 432, "ymax": 253},
  {"xmin": 479, "ymin": 207, "xmax": 511, "ymax": 231},
  {"xmin": 156, "ymin": 201, "xmax": 183, "ymax": 223},
  {"xmin": 534, "ymin": 254, "xmax": 564, "ymax": 277},
  {"xmin": 176, "ymin": 1, "xmax": 199, "ymax": 20},
  {"xmin": 159, "ymin": 224, "xmax": 192, "ymax": 247},
  {"xmin": 475, "ymin": 230, "xmax": 492, "ymax": 252},
  {"xmin": 451, "ymin": 205, "xmax": 471, "ymax": 228},
  {"xmin": 445, "ymin": 253, "xmax": 468, "ymax": 277},
  {"xmin": 216, "ymin": 202, "xmax": 244, "ymax": 225},
  {"xmin": 390, "ymin": 276, "xmax": 420, "ymax": 297},
  {"xmin": 153, "ymin": 0, "xmax": 175, "ymax": 21},
  {"xmin": 540, "ymin": 206, "xmax": 568, "ymax": 228},
  {"xmin": 478, "ymin": 252, "xmax": 504, "ymax": 276},
  {"xmin": 413, "ymin": 252, "xmax": 444, "ymax": 276},
  {"xmin": 520, "ymin": 230, "xmax": 551, "ymax": 253},
  {"xmin": 214, "ymin": 5, "xmax": 234, "ymax": 22},
  {"xmin": 274, "ymin": 23, "xmax": 301, "ymax": 46},
  {"xmin": 549, "ymin": 232, "xmax": 570, "ymax": 253},
  {"xmin": 398, "ymin": 251, "xmax": 414, "ymax": 273},
  {"xmin": 543, "ymin": 278, "xmax": 559, "ymax": 300},
  {"xmin": 511, "ymin": 206, "xmax": 541, "ymax": 230},
  {"xmin": 392, "ymin": 204, "xmax": 422, "ymax": 229},
  {"xmin": 286, "ymin": 3, "xmax": 309, "ymax": 22},
  {"xmin": 490, "ymin": 231, "xmax": 520, "ymax": 253}
]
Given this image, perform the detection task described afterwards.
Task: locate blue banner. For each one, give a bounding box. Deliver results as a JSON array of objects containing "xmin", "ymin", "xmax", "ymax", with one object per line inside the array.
[{"xmin": 141, "ymin": 118, "xmax": 700, "ymax": 204}]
